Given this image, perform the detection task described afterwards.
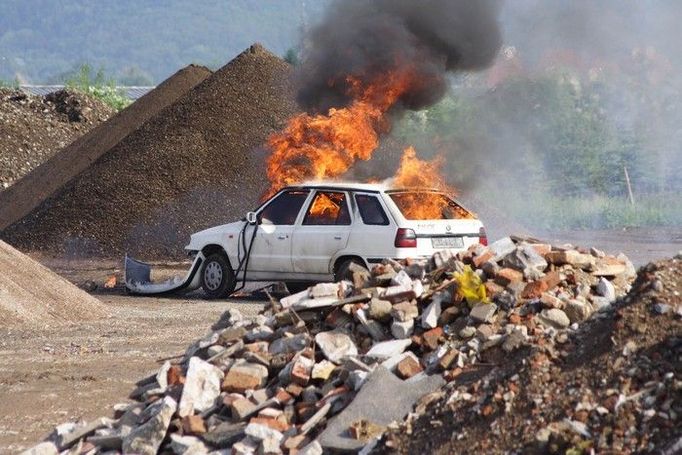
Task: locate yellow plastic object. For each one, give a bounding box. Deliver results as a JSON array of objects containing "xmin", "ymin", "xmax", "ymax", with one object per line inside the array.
[{"xmin": 454, "ymin": 265, "xmax": 488, "ymax": 306}]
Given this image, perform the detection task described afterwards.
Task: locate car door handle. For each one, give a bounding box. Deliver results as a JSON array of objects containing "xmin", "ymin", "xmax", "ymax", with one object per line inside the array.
[
  {"xmin": 333, "ymin": 235, "xmax": 342, "ymax": 240},
  {"xmin": 277, "ymin": 235, "xmax": 287, "ymax": 240}
]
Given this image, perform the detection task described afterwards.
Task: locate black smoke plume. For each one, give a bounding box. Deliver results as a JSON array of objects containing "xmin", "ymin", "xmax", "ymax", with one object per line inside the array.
[{"xmin": 296, "ymin": 0, "xmax": 503, "ymax": 113}]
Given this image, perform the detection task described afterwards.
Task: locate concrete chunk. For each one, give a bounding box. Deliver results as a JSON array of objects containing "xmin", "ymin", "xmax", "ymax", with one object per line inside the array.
[
  {"xmin": 421, "ymin": 298, "xmax": 441, "ymax": 329},
  {"xmin": 318, "ymin": 367, "xmax": 444, "ymax": 451},
  {"xmin": 489, "ymin": 237, "xmax": 516, "ymax": 261},
  {"xmin": 123, "ymin": 396, "xmax": 177, "ymax": 455},
  {"xmin": 537, "ymin": 308, "xmax": 570, "ymax": 329},
  {"xmin": 178, "ymin": 357, "xmax": 224, "ymax": 417},
  {"xmin": 469, "ymin": 303, "xmax": 497, "ymax": 323},
  {"xmin": 596, "ymin": 277, "xmax": 616, "ymax": 302},
  {"xmin": 365, "ymin": 339, "xmax": 412, "ymax": 360},
  {"xmin": 315, "ymin": 331, "xmax": 358, "ymax": 363}
]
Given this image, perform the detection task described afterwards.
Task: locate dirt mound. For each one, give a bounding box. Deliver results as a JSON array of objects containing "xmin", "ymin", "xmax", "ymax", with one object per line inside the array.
[
  {"xmin": 380, "ymin": 256, "xmax": 681, "ymax": 454},
  {"xmin": 0, "ymin": 240, "xmax": 107, "ymax": 325},
  {"xmin": 2, "ymin": 44, "xmax": 296, "ymax": 259},
  {"xmin": 0, "ymin": 88, "xmax": 115, "ymax": 190},
  {"xmin": 0, "ymin": 65, "xmax": 212, "ymax": 232}
]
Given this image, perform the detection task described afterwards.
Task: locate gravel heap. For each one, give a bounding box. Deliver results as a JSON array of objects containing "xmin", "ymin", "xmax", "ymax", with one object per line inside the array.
[
  {"xmin": 2, "ymin": 44, "xmax": 297, "ymax": 259},
  {"xmin": 0, "ymin": 65, "xmax": 212, "ymax": 232},
  {"xmin": 24, "ymin": 237, "xmax": 656, "ymax": 454},
  {"xmin": 0, "ymin": 240, "xmax": 107, "ymax": 326},
  {"xmin": 0, "ymin": 88, "xmax": 115, "ymax": 189}
]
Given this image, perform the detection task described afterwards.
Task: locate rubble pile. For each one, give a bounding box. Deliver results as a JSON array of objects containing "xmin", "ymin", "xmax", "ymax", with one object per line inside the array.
[
  {"xmin": 0, "ymin": 88, "xmax": 115, "ymax": 189},
  {"xmin": 25, "ymin": 236, "xmax": 648, "ymax": 454},
  {"xmin": 381, "ymin": 255, "xmax": 681, "ymax": 454}
]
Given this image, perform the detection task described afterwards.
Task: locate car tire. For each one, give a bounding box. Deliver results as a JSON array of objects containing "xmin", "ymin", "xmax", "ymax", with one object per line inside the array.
[
  {"xmin": 334, "ymin": 258, "xmax": 368, "ymax": 283},
  {"xmin": 201, "ymin": 253, "xmax": 236, "ymax": 299}
]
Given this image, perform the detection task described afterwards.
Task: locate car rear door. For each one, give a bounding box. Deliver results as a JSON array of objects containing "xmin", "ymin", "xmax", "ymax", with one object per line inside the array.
[
  {"xmin": 248, "ymin": 189, "xmax": 311, "ymax": 273},
  {"xmin": 291, "ymin": 190, "xmax": 352, "ymax": 275},
  {"xmin": 343, "ymin": 191, "xmax": 396, "ymax": 265}
]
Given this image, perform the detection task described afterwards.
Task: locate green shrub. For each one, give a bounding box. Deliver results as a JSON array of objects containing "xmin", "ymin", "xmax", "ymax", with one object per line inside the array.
[
  {"xmin": 0, "ymin": 78, "xmax": 20, "ymax": 89},
  {"xmin": 65, "ymin": 64, "xmax": 131, "ymax": 111}
]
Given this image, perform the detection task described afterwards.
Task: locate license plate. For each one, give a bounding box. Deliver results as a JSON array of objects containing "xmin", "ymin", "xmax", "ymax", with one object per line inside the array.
[{"xmin": 431, "ymin": 236, "xmax": 464, "ymax": 249}]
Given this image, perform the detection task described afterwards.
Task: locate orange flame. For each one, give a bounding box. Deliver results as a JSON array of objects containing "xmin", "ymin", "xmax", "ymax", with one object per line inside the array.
[
  {"xmin": 392, "ymin": 146, "xmax": 453, "ymax": 193},
  {"xmin": 264, "ymin": 70, "xmax": 418, "ymax": 199},
  {"xmin": 307, "ymin": 192, "xmax": 343, "ymax": 223},
  {"xmin": 263, "ymin": 68, "xmax": 462, "ymax": 222},
  {"xmin": 390, "ymin": 147, "xmax": 472, "ymax": 220}
]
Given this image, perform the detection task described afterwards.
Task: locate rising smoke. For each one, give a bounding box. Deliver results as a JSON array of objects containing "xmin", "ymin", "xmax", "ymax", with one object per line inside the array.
[{"xmin": 296, "ymin": 0, "xmax": 503, "ymax": 113}]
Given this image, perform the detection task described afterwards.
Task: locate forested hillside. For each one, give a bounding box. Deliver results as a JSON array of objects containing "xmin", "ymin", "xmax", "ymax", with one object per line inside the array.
[{"xmin": 0, "ymin": 0, "xmax": 328, "ymax": 84}]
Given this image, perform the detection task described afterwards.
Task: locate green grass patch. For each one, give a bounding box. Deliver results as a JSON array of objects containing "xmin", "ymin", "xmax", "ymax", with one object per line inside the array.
[{"xmin": 483, "ymin": 191, "xmax": 682, "ymax": 230}]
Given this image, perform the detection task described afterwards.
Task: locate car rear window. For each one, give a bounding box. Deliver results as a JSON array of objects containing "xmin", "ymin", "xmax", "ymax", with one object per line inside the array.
[
  {"xmin": 389, "ymin": 192, "xmax": 474, "ymax": 220},
  {"xmin": 355, "ymin": 194, "xmax": 389, "ymax": 225},
  {"xmin": 303, "ymin": 191, "xmax": 351, "ymax": 225}
]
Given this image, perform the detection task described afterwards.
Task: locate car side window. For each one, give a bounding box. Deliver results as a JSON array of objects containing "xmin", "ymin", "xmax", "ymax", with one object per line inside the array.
[
  {"xmin": 258, "ymin": 190, "xmax": 309, "ymax": 225},
  {"xmin": 355, "ymin": 194, "xmax": 390, "ymax": 225},
  {"xmin": 303, "ymin": 191, "xmax": 351, "ymax": 226}
]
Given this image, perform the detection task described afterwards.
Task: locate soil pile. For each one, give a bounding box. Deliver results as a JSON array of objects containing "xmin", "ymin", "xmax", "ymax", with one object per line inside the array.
[
  {"xmin": 380, "ymin": 256, "xmax": 681, "ymax": 454},
  {"xmin": 0, "ymin": 240, "xmax": 107, "ymax": 325},
  {"xmin": 0, "ymin": 88, "xmax": 114, "ymax": 189},
  {"xmin": 2, "ymin": 44, "xmax": 296, "ymax": 259},
  {"xmin": 0, "ymin": 65, "xmax": 212, "ymax": 231}
]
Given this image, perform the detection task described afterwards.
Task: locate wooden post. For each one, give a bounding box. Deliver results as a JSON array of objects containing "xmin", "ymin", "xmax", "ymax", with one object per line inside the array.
[{"xmin": 624, "ymin": 165, "xmax": 635, "ymax": 206}]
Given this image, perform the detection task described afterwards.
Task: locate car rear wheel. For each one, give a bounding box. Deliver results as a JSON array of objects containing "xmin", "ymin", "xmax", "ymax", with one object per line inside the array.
[
  {"xmin": 334, "ymin": 258, "xmax": 368, "ymax": 283},
  {"xmin": 201, "ymin": 253, "xmax": 236, "ymax": 299}
]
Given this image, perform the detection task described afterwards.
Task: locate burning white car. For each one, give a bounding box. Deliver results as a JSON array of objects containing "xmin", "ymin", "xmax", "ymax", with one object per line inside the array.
[{"xmin": 125, "ymin": 182, "xmax": 486, "ymax": 298}]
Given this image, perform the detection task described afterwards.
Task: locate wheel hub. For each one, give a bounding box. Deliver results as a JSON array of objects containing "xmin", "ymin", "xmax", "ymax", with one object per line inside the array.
[{"xmin": 204, "ymin": 261, "xmax": 223, "ymax": 291}]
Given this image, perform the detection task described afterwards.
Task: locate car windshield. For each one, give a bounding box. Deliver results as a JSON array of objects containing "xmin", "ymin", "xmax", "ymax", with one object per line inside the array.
[{"xmin": 389, "ymin": 191, "xmax": 474, "ymax": 220}]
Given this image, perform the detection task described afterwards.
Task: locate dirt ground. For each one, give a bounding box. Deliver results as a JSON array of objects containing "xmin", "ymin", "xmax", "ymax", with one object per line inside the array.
[
  {"xmin": 0, "ymin": 259, "xmax": 267, "ymax": 453},
  {"xmin": 0, "ymin": 228, "xmax": 679, "ymax": 452}
]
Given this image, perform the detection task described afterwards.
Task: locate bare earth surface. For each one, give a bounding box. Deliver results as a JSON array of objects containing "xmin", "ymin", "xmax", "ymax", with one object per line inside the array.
[
  {"xmin": 0, "ymin": 228, "xmax": 679, "ymax": 452},
  {"xmin": 0, "ymin": 260, "xmax": 266, "ymax": 453}
]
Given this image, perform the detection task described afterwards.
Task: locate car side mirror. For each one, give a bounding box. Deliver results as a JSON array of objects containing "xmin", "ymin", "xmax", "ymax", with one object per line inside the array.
[{"xmin": 245, "ymin": 211, "xmax": 258, "ymax": 225}]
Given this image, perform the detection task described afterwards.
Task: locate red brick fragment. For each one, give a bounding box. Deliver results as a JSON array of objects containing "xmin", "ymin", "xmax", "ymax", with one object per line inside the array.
[
  {"xmin": 495, "ymin": 268, "xmax": 523, "ymax": 287},
  {"xmin": 396, "ymin": 356, "xmax": 423, "ymax": 379}
]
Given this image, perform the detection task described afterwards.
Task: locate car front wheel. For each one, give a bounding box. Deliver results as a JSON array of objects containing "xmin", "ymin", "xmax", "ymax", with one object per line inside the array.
[{"xmin": 201, "ymin": 253, "xmax": 236, "ymax": 299}]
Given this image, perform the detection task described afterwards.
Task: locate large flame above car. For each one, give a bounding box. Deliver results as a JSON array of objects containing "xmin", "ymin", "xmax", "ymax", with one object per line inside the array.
[{"xmin": 264, "ymin": 69, "xmax": 419, "ymax": 199}]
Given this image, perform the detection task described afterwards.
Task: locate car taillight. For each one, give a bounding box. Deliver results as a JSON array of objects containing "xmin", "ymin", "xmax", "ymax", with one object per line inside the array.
[
  {"xmin": 395, "ymin": 228, "xmax": 417, "ymax": 248},
  {"xmin": 479, "ymin": 226, "xmax": 488, "ymax": 246}
]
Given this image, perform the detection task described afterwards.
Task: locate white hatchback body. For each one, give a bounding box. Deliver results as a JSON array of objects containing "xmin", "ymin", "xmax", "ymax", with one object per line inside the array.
[{"xmin": 185, "ymin": 182, "xmax": 486, "ymax": 282}]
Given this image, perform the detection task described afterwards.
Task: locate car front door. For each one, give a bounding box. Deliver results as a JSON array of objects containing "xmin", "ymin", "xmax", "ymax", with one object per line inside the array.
[
  {"xmin": 292, "ymin": 190, "xmax": 353, "ymax": 275},
  {"xmin": 247, "ymin": 189, "xmax": 311, "ymax": 274}
]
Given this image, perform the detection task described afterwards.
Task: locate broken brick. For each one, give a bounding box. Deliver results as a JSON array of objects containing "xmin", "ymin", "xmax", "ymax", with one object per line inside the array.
[
  {"xmin": 495, "ymin": 268, "xmax": 524, "ymax": 287},
  {"xmin": 520, "ymin": 280, "xmax": 549, "ymax": 300},
  {"xmin": 422, "ymin": 327, "xmax": 444, "ymax": 351},
  {"xmin": 396, "ymin": 355, "xmax": 423, "ymax": 379}
]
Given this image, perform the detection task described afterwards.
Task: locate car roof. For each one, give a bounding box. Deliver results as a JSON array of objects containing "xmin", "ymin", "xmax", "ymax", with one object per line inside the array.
[{"xmin": 282, "ymin": 181, "xmax": 443, "ymax": 194}]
